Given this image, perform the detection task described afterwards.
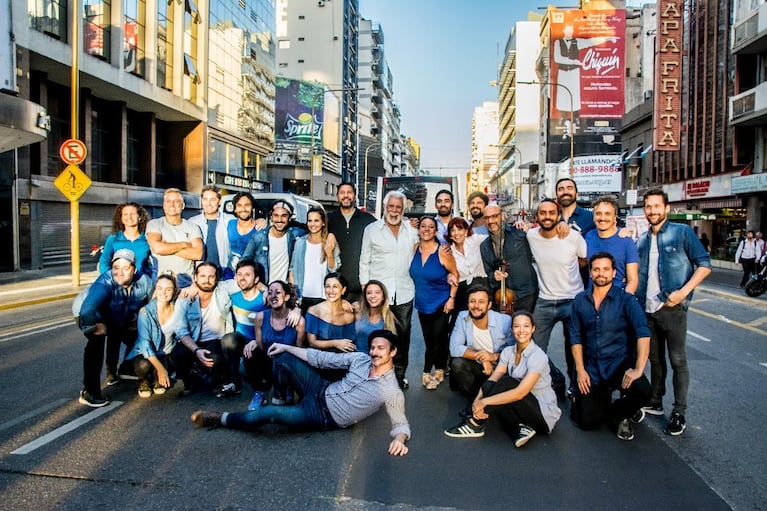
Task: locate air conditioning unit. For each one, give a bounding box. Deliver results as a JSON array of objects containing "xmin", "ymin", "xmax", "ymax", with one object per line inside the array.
[
  {"xmin": 643, "ymin": 90, "xmax": 653, "ymax": 101},
  {"xmin": 318, "ymin": 0, "xmax": 325, "ymax": 6}
]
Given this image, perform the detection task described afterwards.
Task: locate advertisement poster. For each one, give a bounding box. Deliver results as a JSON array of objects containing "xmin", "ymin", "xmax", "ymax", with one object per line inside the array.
[
  {"xmin": 274, "ymin": 78, "xmax": 324, "ymax": 147},
  {"xmin": 558, "ymin": 155, "xmax": 623, "ymax": 193},
  {"xmin": 546, "ymin": 9, "xmax": 625, "ymax": 164}
]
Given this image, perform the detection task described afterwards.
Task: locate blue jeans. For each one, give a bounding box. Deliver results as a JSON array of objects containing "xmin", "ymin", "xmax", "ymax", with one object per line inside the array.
[
  {"xmin": 223, "ymin": 353, "xmax": 338, "ymax": 431},
  {"xmin": 646, "ymin": 305, "xmax": 689, "ymax": 414},
  {"xmin": 532, "ymin": 298, "xmax": 573, "ymax": 390}
]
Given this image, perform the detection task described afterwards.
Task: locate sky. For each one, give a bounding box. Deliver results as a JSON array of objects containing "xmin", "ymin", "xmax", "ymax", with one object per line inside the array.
[{"xmin": 358, "ymin": 0, "xmax": 544, "ymax": 175}]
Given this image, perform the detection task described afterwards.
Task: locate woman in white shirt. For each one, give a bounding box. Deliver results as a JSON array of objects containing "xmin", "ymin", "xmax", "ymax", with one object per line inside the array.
[
  {"xmin": 289, "ymin": 207, "xmax": 340, "ymax": 313},
  {"xmin": 447, "ymin": 217, "xmax": 488, "ymax": 314},
  {"xmin": 735, "ymin": 230, "xmax": 758, "ymax": 287}
]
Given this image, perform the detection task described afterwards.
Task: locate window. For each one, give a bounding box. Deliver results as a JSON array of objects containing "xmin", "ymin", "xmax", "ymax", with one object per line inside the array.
[
  {"xmin": 279, "ymin": 62, "xmax": 287, "ymax": 68},
  {"xmin": 298, "ymin": 15, "xmax": 304, "ymax": 19},
  {"xmin": 183, "ymin": 53, "xmax": 201, "ymax": 84},
  {"xmin": 278, "ymin": 40, "xmax": 290, "ymax": 49},
  {"xmin": 83, "ymin": 0, "xmax": 111, "ymax": 60},
  {"xmin": 124, "ymin": 0, "xmax": 146, "ymax": 76},
  {"xmin": 298, "ymin": 37, "xmax": 304, "ymax": 41},
  {"xmin": 297, "ymin": 59, "xmax": 304, "ymax": 63},
  {"xmin": 28, "ymin": 0, "xmax": 68, "ymax": 40},
  {"xmin": 156, "ymin": 0, "xmax": 173, "ymax": 89}
]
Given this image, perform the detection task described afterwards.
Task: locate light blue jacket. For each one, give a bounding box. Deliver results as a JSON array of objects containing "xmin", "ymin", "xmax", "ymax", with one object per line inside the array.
[
  {"xmin": 126, "ymin": 299, "xmax": 179, "ymax": 360},
  {"xmin": 289, "ymin": 235, "xmax": 341, "ymax": 300},
  {"xmin": 175, "ymin": 286, "xmax": 234, "ymax": 341},
  {"xmin": 449, "ymin": 309, "xmax": 514, "ymax": 358},
  {"xmin": 242, "ymin": 226, "xmax": 304, "ymax": 281},
  {"xmin": 636, "ymin": 220, "xmax": 712, "ymax": 311}
]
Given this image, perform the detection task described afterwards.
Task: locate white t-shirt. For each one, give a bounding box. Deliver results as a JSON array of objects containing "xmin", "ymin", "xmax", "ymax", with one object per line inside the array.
[
  {"xmin": 526, "ymin": 228, "xmax": 586, "ymax": 300},
  {"xmin": 302, "ymin": 241, "xmax": 327, "ymax": 299},
  {"xmin": 268, "ymin": 233, "xmax": 290, "ymax": 282},
  {"xmin": 645, "ymin": 233, "xmax": 664, "ymax": 313},
  {"xmin": 471, "ymin": 326, "xmax": 494, "ymax": 353},
  {"xmin": 200, "ymin": 299, "xmax": 227, "ymax": 342},
  {"xmin": 146, "ymin": 217, "xmax": 202, "ymax": 277}
]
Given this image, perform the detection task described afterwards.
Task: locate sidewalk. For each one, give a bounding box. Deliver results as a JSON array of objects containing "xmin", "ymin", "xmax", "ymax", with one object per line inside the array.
[{"xmin": 0, "ymin": 264, "xmax": 762, "ymax": 311}]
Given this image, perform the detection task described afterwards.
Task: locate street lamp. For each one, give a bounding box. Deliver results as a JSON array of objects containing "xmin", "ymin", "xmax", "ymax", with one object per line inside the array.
[
  {"xmin": 518, "ymin": 80, "xmax": 574, "ymax": 176},
  {"xmin": 363, "ymin": 141, "xmax": 381, "ymax": 212},
  {"xmin": 308, "ymin": 86, "xmax": 361, "ymax": 199}
]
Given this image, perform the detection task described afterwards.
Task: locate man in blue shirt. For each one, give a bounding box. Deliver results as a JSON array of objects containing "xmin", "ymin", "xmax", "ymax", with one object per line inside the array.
[
  {"xmin": 556, "ymin": 178, "xmax": 595, "ymax": 235},
  {"xmin": 585, "ymin": 195, "xmax": 639, "ymax": 292},
  {"xmin": 569, "ymin": 252, "xmax": 651, "ymax": 441}
]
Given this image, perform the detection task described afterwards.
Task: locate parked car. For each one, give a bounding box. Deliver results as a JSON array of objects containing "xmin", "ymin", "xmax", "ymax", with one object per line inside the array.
[{"xmin": 222, "ymin": 192, "xmax": 322, "ymax": 227}]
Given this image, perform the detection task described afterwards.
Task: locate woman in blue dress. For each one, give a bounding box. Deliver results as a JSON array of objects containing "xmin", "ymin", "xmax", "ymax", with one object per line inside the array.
[
  {"xmin": 305, "ymin": 272, "xmax": 356, "ymax": 352},
  {"xmin": 409, "ymin": 216, "xmax": 459, "ymax": 390},
  {"xmin": 354, "ymin": 279, "xmax": 397, "ymax": 354}
]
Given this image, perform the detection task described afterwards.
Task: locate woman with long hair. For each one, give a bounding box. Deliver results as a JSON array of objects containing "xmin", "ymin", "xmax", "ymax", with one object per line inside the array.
[
  {"xmin": 409, "ymin": 216, "xmax": 459, "ymax": 390},
  {"xmin": 289, "ymin": 206, "xmax": 340, "ymax": 314},
  {"xmin": 355, "ymin": 280, "xmax": 397, "ymax": 354},
  {"xmin": 125, "ymin": 274, "xmax": 181, "ymax": 398},
  {"xmin": 305, "ymin": 272, "xmax": 356, "ymax": 353},
  {"xmin": 247, "ymin": 280, "xmax": 306, "ymax": 406},
  {"xmin": 99, "ymin": 202, "xmax": 153, "ymax": 278},
  {"xmin": 444, "ymin": 311, "xmax": 561, "ymax": 447}
]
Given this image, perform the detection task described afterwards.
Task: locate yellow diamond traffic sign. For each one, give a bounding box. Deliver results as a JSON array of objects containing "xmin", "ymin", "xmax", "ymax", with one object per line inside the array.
[{"xmin": 54, "ymin": 164, "xmax": 92, "ymax": 201}]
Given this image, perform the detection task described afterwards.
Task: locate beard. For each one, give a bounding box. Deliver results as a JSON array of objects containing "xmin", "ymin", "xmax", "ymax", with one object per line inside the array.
[{"xmin": 469, "ymin": 309, "xmax": 488, "ymax": 320}]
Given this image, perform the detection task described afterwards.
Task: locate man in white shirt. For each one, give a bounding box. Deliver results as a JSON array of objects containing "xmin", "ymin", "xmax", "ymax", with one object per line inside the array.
[
  {"xmin": 146, "ymin": 188, "xmax": 204, "ymax": 287},
  {"xmin": 360, "ymin": 190, "xmax": 420, "ymax": 389},
  {"xmin": 242, "ymin": 200, "xmax": 304, "ymax": 283},
  {"xmin": 526, "ymin": 199, "xmax": 587, "ymax": 396}
]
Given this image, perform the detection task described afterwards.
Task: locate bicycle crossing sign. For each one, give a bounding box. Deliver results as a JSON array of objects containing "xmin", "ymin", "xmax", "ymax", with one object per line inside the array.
[
  {"xmin": 54, "ymin": 164, "xmax": 92, "ymax": 201},
  {"xmin": 59, "ymin": 139, "xmax": 87, "ymax": 165}
]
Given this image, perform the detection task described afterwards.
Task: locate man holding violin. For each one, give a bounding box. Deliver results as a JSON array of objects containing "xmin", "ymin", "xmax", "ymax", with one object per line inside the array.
[
  {"xmin": 479, "ymin": 203, "xmax": 538, "ymax": 314},
  {"xmin": 526, "ymin": 199, "xmax": 587, "ymax": 398}
]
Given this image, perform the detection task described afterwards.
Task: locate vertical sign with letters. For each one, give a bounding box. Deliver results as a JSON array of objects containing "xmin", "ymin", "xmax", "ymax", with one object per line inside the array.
[{"xmin": 654, "ymin": 0, "xmax": 683, "ymax": 151}]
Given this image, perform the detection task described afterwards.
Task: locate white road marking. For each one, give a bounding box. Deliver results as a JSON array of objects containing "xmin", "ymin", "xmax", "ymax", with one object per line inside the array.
[
  {"xmin": 760, "ymin": 363, "xmax": 767, "ymax": 369},
  {"xmin": 11, "ymin": 401, "xmax": 124, "ymax": 455},
  {"xmin": 687, "ymin": 330, "xmax": 712, "ymax": 342},
  {"xmin": 0, "ymin": 398, "xmax": 69, "ymax": 433},
  {"xmin": 0, "ymin": 284, "xmax": 73, "ymax": 296},
  {"xmin": 0, "ymin": 319, "xmax": 75, "ymax": 343}
]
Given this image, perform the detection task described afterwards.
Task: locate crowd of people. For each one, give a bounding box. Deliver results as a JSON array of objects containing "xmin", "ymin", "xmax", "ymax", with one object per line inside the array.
[{"xmin": 74, "ymin": 180, "xmax": 712, "ymax": 454}]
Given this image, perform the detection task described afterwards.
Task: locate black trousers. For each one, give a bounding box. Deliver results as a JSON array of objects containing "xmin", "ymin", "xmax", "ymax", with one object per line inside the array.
[
  {"xmin": 390, "ymin": 300, "xmax": 414, "ymax": 383},
  {"xmin": 481, "ymin": 375, "xmax": 550, "ymax": 435},
  {"xmin": 571, "ymin": 359, "xmax": 651, "ymax": 430}
]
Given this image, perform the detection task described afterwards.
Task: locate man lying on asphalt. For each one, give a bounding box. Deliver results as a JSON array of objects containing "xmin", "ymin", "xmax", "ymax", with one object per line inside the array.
[{"xmin": 191, "ymin": 329, "xmax": 411, "ymax": 456}]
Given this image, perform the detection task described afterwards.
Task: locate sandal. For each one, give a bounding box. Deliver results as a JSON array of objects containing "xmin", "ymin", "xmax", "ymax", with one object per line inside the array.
[
  {"xmin": 433, "ymin": 369, "xmax": 445, "ymax": 383},
  {"xmin": 426, "ymin": 377, "xmax": 440, "ymax": 390},
  {"xmin": 422, "ymin": 373, "xmax": 432, "ymax": 387}
]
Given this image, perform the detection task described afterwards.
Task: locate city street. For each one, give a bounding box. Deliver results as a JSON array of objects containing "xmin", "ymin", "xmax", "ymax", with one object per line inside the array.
[{"xmin": 0, "ymin": 289, "xmax": 764, "ymax": 510}]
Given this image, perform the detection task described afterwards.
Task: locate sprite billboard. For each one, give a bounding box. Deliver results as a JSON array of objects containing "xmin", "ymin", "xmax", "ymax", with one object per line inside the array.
[{"xmin": 274, "ymin": 77, "xmax": 324, "ymax": 147}]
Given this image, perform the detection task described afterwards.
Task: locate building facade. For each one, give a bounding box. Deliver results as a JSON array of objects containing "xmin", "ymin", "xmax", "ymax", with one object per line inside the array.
[{"xmin": 7, "ymin": 0, "xmax": 276, "ymax": 270}]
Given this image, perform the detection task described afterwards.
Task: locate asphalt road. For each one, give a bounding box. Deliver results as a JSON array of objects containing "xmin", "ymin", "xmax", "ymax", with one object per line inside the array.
[{"xmin": 0, "ymin": 292, "xmax": 763, "ymax": 510}]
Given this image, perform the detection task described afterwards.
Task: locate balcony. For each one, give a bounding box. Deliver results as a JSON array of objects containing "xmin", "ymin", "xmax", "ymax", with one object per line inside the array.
[
  {"xmin": 732, "ymin": 4, "xmax": 767, "ymax": 54},
  {"xmin": 729, "ymin": 81, "xmax": 767, "ymax": 126}
]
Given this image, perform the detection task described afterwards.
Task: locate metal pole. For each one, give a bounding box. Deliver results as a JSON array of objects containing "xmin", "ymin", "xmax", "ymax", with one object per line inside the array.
[{"xmin": 71, "ymin": 0, "xmax": 80, "ymax": 288}]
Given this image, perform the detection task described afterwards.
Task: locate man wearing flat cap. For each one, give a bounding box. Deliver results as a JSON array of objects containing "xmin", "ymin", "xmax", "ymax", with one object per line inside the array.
[
  {"xmin": 242, "ymin": 200, "xmax": 305, "ymax": 283},
  {"xmin": 76, "ymin": 248, "xmax": 153, "ymax": 407},
  {"xmin": 191, "ymin": 329, "xmax": 411, "ymax": 456}
]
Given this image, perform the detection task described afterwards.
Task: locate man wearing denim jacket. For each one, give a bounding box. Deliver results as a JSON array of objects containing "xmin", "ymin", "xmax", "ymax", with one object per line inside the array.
[
  {"xmin": 636, "ymin": 189, "xmax": 711, "ymax": 436},
  {"xmin": 242, "ymin": 200, "xmax": 304, "ymax": 283},
  {"xmin": 172, "ymin": 262, "xmax": 236, "ymax": 397}
]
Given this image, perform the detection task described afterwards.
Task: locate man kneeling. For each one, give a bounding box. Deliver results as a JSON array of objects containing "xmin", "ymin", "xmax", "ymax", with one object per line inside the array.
[{"xmin": 191, "ymin": 329, "xmax": 410, "ymax": 456}]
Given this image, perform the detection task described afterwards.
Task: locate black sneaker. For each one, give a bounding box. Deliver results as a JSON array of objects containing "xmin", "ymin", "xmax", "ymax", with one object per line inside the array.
[
  {"xmin": 664, "ymin": 412, "xmax": 686, "ymax": 436},
  {"xmin": 138, "ymin": 380, "xmax": 152, "ymax": 398},
  {"xmin": 215, "ymin": 382, "xmax": 242, "ymax": 398},
  {"xmin": 514, "ymin": 424, "xmax": 537, "ymax": 448},
  {"xmin": 643, "ymin": 403, "xmax": 664, "ymax": 415},
  {"xmin": 78, "ymin": 390, "xmax": 109, "ymax": 408},
  {"xmin": 617, "ymin": 418, "xmax": 635, "ymax": 441},
  {"xmin": 630, "ymin": 408, "xmax": 646, "ymax": 424},
  {"xmin": 105, "ymin": 370, "xmax": 120, "ymax": 387},
  {"xmin": 444, "ymin": 420, "xmax": 484, "ymax": 438}
]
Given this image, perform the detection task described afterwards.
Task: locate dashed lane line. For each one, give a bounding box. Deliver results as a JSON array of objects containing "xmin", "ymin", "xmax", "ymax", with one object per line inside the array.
[
  {"xmin": 689, "ymin": 307, "xmax": 767, "ymax": 337},
  {"xmin": 760, "ymin": 363, "xmax": 767, "ymax": 369},
  {"xmin": 11, "ymin": 401, "xmax": 125, "ymax": 455},
  {"xmin": 0, "ymin": 398, "xmax": 69, "ymax": 433},
  {"xmin": 0, "ymin": 319, "xmax": 75, "ymax": 343},
  {"xmin": 687, "ymin": 331, "xmax": 712, "ymax": 342},
  {"xmin": 747, "ymin": 317, "xmax": 767, "ymax": 327}
]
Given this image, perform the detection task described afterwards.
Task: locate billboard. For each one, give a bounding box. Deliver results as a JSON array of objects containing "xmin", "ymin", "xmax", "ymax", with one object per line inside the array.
[
  {"xmin": 558, "ymin": 155, "xmax": 623, "ymax": 193},
  {"xmin": 547, "ymin": 9, "xmax": 625, "ymax": 164},
  {"xmin": 274, "ymin": 78, "xmax": 324, "ymax": 147},
  {"xmin": 654, "ymin": 0, "xmax": 683, "ymax": 151}
]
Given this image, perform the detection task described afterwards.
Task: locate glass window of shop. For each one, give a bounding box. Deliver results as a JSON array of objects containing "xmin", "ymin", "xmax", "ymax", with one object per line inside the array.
[
  {"xmin": 124, "ymin": 0, "xmax": 146, "ymax": 77},
  {"xmin": 156, "ymin": 0, "xmax": 174, "ymax": 89},
  {"xmin": 28, "ymin": 0, "xmax": 68, "ymax": 40},
  {"xmin": 209, "ymin": 139, "xmax": 245, "ymax": 177},
  {"xmin": 207, "ymin": 0, "xmax": 276, "ymax": 145},
  {"xmin": 43, "ymin": 82, "xmax": 70, "ymax": 177},
  {"xmin": 182, "ymin": 0, "xmax": 200, "ymax": 101},
  {"xmin": 83, "ymin": 0, "xmax": 111, "ymax": 61}
]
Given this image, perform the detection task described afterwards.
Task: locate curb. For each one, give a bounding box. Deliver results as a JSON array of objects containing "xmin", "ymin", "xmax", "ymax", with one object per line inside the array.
[
  {"xmin": 697, "ymin": 286, "xmax": 766, "ymax": 307},
  {"xmin": 0, "ymin": 291, "xmax": 80, "ymax": 311}
]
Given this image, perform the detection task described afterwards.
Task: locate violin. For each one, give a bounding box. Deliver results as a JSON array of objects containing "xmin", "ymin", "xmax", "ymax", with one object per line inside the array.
[{"xmin": 494, "ymin": 260, "xmax": 515, "ymax": 315}]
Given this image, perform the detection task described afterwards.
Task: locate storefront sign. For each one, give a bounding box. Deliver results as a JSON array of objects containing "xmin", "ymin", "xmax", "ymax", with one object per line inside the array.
[
  {"xmin": 664, "ymin": 172, "xmax": 738, "ymax": 202},
  {"xmin": 208, "ymin": 171, "xmax": 270, "ymax": 192},
  {"xmin": 731, "ymin": 173, "xmax": 767, "ymax": 194},
  {"xmin": 654, "ymin": 0, "xmax": 683, "ymax": 151}
]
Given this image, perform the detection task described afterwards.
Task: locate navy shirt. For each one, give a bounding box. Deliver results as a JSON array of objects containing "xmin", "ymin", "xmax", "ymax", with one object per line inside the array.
[
  {"xmin": 564, "ymin": 205, "xmax": 595, "ymax": 236},
  {"xmin": 569, "ymin": 285, "xmax": 650, "ymax": 384}
]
